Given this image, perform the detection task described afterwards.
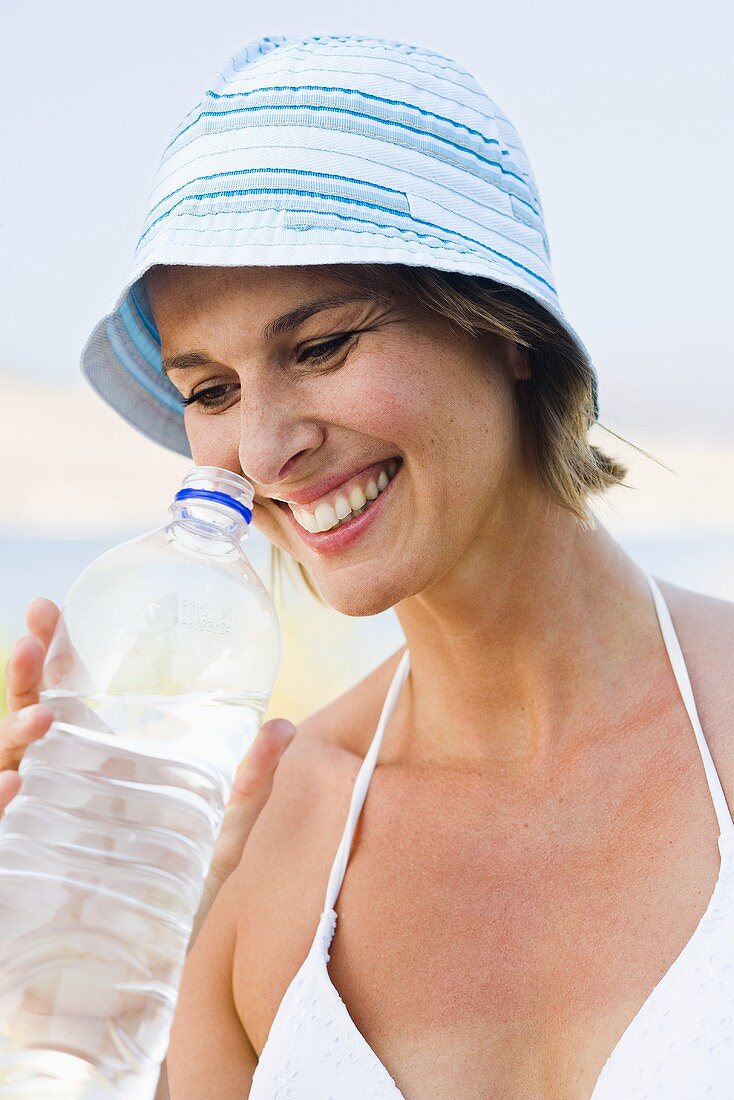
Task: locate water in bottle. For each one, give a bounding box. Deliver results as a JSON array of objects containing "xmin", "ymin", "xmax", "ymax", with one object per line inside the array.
[{"xmin": 0, "ymin": 466, "xmax": 281, "ymax": 1098}]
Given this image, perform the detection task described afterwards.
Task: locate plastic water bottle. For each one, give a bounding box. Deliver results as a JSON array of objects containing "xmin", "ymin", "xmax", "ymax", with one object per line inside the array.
[{"xmin": 0, "ymin": 466, "xmax": 281, "ymax": 1098}]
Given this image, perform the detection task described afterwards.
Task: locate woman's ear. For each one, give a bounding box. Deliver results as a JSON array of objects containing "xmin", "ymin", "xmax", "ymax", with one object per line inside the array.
[{"xmin": 505, "ymin": 340, "xmax": 531, "ymax": 381}]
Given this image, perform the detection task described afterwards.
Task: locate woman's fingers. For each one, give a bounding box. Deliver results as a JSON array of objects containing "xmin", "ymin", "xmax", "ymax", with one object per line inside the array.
[
  {"xmin": 4, "ymin": 597, "xmax": 59, "ymax": 713},
  {"xmin": 0, "ymin": 703, "xmax": 54, "ymax": 774},
  {"xmin": 5, "ymin": 635, "xmax": 48, "ymax": 714},
  {"xmin": 230, "ymin": 717, "xmax": 298, "ymax": 800},
  {"xmin": 0, "ymin": 597, "xmax": 59, "ymax": 816},
  {"xmin": 208, "ymin": 718, "xmax": 297, "ymax": 886},
  {"xmin": 25, "ymin": 597, "xmax": 61, "ymax": 651},
  {"xmin": 0, "ymin": 704, "xmax": 55, "ymax": 817},
  {"xmin": 0, "ymin": 769, "xmax": 22, "ymax": 816}
]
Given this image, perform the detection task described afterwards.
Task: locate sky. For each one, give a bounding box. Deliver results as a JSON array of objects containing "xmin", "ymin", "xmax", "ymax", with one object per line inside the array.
[{"xmin": 1, "ymin": 0, "xmax": 732, "ymax": 441}]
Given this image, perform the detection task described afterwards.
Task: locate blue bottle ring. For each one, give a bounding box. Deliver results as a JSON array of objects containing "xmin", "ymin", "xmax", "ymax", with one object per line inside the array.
[{"xmin": 174, "ymin": 488, "xmax": 252, "ymax": 524}]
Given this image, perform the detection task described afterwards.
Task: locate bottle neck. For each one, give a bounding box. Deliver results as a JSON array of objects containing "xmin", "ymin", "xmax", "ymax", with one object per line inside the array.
[
  {"xmin": 168, "ymin": 467, "xmax": 255, "ymax": 553},
  {"xmin": 167, "ymin": 497, "xmax": 250, "ymax": 554}
]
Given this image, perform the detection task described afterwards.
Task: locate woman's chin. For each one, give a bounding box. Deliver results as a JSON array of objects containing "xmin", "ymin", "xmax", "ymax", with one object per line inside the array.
[{"xmin": 306, "ymin": 571, "xmax": 405, "ymax": 618}]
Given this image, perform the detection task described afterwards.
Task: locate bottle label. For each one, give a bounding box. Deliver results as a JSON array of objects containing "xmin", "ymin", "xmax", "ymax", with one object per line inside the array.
[{"xmin": 174, "ymin": 598, "xmax": 233, "ymax": 636}]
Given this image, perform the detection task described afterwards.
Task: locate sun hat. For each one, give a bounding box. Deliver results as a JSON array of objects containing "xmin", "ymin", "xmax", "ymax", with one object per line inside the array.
[{"xmin": 80, "ymin": 32, "xmax": 600, "ymax": 458}]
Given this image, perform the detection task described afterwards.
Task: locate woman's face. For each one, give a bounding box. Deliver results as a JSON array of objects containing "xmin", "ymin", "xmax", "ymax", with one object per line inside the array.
[{"xmin": 145, "ymin": 264, "xmax": 532, "ymax": 616}]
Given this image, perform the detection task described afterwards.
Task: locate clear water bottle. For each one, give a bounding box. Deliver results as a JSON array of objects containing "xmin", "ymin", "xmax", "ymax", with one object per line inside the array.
[{"xmin": 0, "ymin": 466, "xmax": 281, "ymax": 1098}]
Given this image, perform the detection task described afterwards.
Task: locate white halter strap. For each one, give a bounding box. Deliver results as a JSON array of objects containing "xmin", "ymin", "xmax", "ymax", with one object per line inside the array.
[
  {"xmin": 322, "ymin": 569, "xmax": 734, "ymax": 919},
  {"xmin": 322, "ymin": 649, "xmax": 411, "ymax": 915},
  {"xmin": 644, "ymin": 570, "xmax": 733, "ymax": 837}
]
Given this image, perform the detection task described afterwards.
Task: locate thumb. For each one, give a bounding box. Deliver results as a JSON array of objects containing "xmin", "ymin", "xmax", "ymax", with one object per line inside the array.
[
  {"xmin": 229, "ymin": 717, "xmax": 298, "ymax": 803},
  {"xmin": 209, "ymin": 717, "xmax": 298, "ymax": 884}
]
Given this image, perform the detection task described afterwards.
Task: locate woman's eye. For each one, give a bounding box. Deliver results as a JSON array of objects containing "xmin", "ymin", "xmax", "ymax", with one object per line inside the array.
[
  {"xmin": 180, "ymin": 334, "xmax": 354, "ymax": 410},
  {"xmin": 181, "ymin": 383, "xmax": 238, "ymax": 410},
  {"xmin": 298, "ymin": 333, "xmax": 354, "ymax": 365}
]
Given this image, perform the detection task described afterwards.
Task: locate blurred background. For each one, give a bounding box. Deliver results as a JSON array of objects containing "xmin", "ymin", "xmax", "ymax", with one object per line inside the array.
[{"xmin": 1, "ymin": 0, "xmax": 732, "ymax": 722}]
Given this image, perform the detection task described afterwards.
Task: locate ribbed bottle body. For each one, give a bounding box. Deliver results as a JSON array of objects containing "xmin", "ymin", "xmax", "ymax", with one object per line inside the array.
[{"xmin": 0, "ymin": 469, "xmax": 280, "ymax": 1097}]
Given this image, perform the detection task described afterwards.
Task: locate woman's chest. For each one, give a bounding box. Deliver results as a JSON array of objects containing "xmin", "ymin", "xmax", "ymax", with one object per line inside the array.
[{"xmin": 310, "ymin": 752, "xmax": 725, "ymax": 1100}]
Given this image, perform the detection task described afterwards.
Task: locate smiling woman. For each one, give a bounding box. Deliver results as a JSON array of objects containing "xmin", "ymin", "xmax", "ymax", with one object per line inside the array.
[
  {"xmin": 9, "ymin": 30, "xmax": 734, "ymax": 1100},
  {"xmin": 148, "ymin": 258, "xmax": 632, "ymax": 608}
]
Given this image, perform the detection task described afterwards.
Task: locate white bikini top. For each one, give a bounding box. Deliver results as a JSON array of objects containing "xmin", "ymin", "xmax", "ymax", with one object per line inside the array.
[{"xmin": 249, "ymin": 571, "xmax": 734, "ymax": 1099}]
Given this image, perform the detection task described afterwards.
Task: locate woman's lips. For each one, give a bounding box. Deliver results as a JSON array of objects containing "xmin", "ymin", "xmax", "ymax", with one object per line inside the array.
[
  {"xmin": 278, "ymin": 459, "xmax": 402, "ymax": 555},
  {"xmin": 274, "ymin": 457, "xmax": 397, "ymax": 508}
]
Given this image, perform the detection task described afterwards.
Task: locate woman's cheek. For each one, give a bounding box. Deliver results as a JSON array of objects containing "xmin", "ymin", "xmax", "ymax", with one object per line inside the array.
[
  {"xmin": 185, "ymin": 414, "xmax": 240, "ymax": 469},
  {"xmin": 342, "ymin": 361, "xmax": 417, "ymax": 437},
  {"xmin": 252, "ymin": 506, "xmax": 297, "ymax": 558}
]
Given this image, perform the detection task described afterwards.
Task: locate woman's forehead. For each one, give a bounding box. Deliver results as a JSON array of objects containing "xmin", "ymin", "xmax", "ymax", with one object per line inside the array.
[
  {"xmin": 145, "ymin": 262, "xmax": 384, "ymax": 293},
  {"xmin": 143, "ymin": 264, "xmax": 399, "ymax": 328}
]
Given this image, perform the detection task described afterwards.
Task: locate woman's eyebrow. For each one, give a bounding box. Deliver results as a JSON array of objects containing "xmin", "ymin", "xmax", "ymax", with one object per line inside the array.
[
  {"xmin": 261, "ymin": 291, "xmax": 385, "ymax": 341},
  {"xmin": 162, "ymin": 351, "xmax": 222, "ymax": 376},
  {"xmin": 161, "ymin": 291, "xmax": 388, "ymax": 375}
]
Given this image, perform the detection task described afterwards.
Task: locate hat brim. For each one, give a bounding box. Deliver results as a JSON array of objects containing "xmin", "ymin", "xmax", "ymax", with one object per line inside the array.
[{"xmin": 81, "ymin": 244, "xmax": 598, "ymax": 458}]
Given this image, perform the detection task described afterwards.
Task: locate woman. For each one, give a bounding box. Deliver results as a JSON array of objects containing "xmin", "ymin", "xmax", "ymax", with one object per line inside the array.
[{"xmin": 3, "ymin": 33, "xmax": 733, "ymax": 1100}]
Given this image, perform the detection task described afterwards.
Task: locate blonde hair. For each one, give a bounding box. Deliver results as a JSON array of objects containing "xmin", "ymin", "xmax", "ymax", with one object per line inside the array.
[{"xmin": 270, "ymin": 264, "xmax": 633, "ymax": 605}]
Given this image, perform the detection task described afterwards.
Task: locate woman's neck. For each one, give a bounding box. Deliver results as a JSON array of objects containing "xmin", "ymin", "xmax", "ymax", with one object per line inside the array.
[{"xmin": 389, "ymin": 507, "xmax": 660, "ymax": 774}]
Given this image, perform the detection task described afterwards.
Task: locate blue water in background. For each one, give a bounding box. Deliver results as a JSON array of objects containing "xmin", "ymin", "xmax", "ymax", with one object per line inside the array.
[{"xmin": 0, "ymin": 532, "xmax": 731, "ymax": 645}]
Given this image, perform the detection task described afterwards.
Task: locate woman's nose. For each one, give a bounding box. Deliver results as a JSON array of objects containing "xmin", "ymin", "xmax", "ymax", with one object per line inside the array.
[{"xmin": 237, "ymin": 396, "xmax": 325, "ymax": 492}]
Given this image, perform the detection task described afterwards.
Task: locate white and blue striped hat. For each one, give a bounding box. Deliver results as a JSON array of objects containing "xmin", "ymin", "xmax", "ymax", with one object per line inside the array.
[{"xmin": 81, "ymin": 33, "xmax": 599, "ymax": 457}]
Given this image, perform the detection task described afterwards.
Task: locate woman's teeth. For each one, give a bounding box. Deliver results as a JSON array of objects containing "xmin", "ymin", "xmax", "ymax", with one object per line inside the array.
[{"xmin": 292, "ymin": 460, "xmax": 398, "ymax": 533}]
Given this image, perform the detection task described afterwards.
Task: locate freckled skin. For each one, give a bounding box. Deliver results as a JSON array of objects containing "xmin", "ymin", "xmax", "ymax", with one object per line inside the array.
[
  {"xmin": 145, "ymin": 261, "xmax": 653, "ymax": 770},
  {"xmin": 147, "ymin": 263, "xmax": 734, "ymax": 1100},
  {"xmin": 145, "ymin": 263, "xmax": 533, "ymax": 618}
]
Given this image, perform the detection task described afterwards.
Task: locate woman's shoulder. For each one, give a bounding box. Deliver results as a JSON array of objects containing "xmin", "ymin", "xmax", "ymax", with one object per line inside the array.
[
  {"xmin": 236, "ymin": 641, "xmax": 408, "ymax": 893},
  {"xmin": 248, "ymin": 645, "xmax": 408, "ymax": 843},
  {"xmin": 298, "ymin": 642, "xmax": 409, "ymax": 756},
  {"xmin": 654, "ymin": 576, "xmax": 734, "ymax": 683},
  {"xmin": 654, "ymin": 576, "xmax": 734, "ymax": 803}
]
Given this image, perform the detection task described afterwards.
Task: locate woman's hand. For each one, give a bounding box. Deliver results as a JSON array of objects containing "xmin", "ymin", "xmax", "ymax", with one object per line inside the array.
[
  {"xmin": 191, "ymin": 715, "xmax": 297, "ymax": 947},
  {"xmin": 0, "ymin": 597, "xmax": 58, "ymax": 811},
  {"xmin": 1, "ymin": 596, "xmax": 297, "ymax": 948}
]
